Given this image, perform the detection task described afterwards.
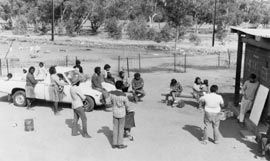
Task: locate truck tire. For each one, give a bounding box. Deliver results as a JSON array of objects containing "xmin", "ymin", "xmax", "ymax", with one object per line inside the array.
[
  {"xmin": 83, "ymin": 96, "xmax": 95, "ymax": 112},
  {"xmin": 13, "ymin": 90, "xmax": 26, "ymax": 107}
]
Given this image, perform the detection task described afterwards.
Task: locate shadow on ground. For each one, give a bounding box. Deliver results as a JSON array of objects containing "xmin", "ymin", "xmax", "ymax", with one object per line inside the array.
[
  {"xmin": 65, "ymin": 119, "xmax": 83, "ymax": 135},
  {"xmin": 97, "ymin": 126, "xmax": 113, "ymax": 146},
  {"xmin": 182, "ymin": 125, "xmax": 203, "ymax": 141},
  {"xmin": 183, "ymin": 100, "xmax": 198, "ymax": 108},
  {"xmin": 220, "ymin": 118, "xmax": 261, "ymax": 159}
]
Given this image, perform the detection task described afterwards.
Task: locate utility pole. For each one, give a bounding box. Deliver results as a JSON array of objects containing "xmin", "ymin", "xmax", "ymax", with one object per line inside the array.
[
  {"xmin": 212, "ymin": 0, "xmax": 217, "ymax": 47},
  {"xmin": 51, "ymin": 0, "xmax": 55, "ymax": 41}
]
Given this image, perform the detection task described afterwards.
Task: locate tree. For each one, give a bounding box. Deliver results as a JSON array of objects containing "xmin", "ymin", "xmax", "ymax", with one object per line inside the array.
[{"xmin": 164, "ymin": 0, "xmax": 193, "ymax": 49}]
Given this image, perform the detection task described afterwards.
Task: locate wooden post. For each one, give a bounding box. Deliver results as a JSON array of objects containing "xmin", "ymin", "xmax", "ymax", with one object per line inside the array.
[
  {"xmin": 126, "ymin": 57, "xmax": 130, "ymax": 78},
  {"xmin": 218, "ymin": 53, "xmax": 220, "ymax": 67},
  {"xmin": 66, "ymin": 55, "xmax": 68, "ymax": 67},
  {"xmin": 6, "ymin": 59, "xmax": 9, "ymax": 74},
  {"xmin": 174, "ymin": 53, "xmax": 176, "ymax": 72},
  {"xmin": 139, "ymin": 53, "xmax": 141, "ymax": 72},
  {"xmin": 234, "ymin": 34, "xmax": 243, "ymax": 105},
  {"xmin": 227, "ymin": 49, "xmax": 231, "ymax": 68},
  {"xmin": 184, "ymin": 54, "xmax": 187, "ymax": 73},
  {"xmin": 118, "ymin": 56, "xmax": 120, "ymax": 73}
]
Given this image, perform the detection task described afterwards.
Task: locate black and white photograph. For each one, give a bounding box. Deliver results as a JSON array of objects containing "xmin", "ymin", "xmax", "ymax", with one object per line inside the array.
[{"xmin": 0, "ymin": 0, "xmax": 270, "ymax": 160}]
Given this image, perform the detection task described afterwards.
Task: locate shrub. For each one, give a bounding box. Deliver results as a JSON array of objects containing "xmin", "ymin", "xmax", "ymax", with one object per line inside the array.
[
  {"xmin": 189, "ymin": 33, "xmax": 201, "ymax": 46},
  {"xmin": 57, "ymin": 21, "xmax": 66, "ymax": 35},
  {"xmin": 126, "ymin": 16, "xmax": 148, "ymax": 40},
  {"xmin": 65, "ymin": 19, "xmax": 75, "ymax": 36},
  {"xmin": 160, "ymin": 24, "xmax": 173, "ymax": 42},
  {"xmin": 147, "ymin": 28, "xmax": 157, "ymax": 40},
  {"xmin": 104, "ymin": 17, "xmax": 122, "ymax": 39},
  {"xmin": 12, "ymin": 16, "xmax": 27, "ymax": 35},
  {"xmin": 39, "ymin": 24, "xmax": 49, "ymax": 35}
]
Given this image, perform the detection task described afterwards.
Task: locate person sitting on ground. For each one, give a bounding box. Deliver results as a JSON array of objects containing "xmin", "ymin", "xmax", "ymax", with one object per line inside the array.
[
  {"xmin": 131, "ymin": 73, "xmax": 145, "ymax": 102},
  {"xmin": 108, "ymin": 81, "xmax": 129, "ymax": 149},
  {"xmin": 165, "ymin": 79, "xmax": 183, "ymax": 105},
  {"xmin": 35, "ymin": 62, "xmax": 47, "ymax": 80},
  {"xmin": 103, "ymin": 64, "xmax": 115, "ymax": 85},
  {"xmin": 192, "ymin": 77, "xmax": 203, "ymax": 101},
  {"xmin": 238, "ymin": 73, "xmax": 259, "ymax": 127},
  {"xmin": 91, "ymin": 66, "xmax": 109, "ymax": 104},
  {"xmin": 118, "ymin": 71, "xmax": 130, "ymax": 92},
  {"xmin": 199, "ymin": 85, "xmax": 224, "ymax": 145},
  {"xmin": 73, "ymin": 60, "xmax": 83, "ymax": 74},
  {"xmin": 201, "ymin": 79, "xmax": 209, "ymax": 95}
]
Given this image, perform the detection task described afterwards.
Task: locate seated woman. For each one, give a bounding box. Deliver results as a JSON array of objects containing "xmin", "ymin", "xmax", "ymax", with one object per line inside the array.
[
  {"xmin": 192, "ymin": 77, "xmax": 203, "ymax": 101},
  {"xmin": 165, "ymin": 79, "xmax": 183, "ymax": 105}
]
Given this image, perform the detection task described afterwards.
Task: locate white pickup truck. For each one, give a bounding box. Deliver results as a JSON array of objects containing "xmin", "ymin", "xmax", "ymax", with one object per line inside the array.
[{"xmin": 0, "ymin": 66, "xmax": 116, "ymax": 111}]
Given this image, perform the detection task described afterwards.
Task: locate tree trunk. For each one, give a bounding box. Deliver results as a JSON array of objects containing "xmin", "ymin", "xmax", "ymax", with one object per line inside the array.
[{"xmin": 175, "ymin": 26, "xmax": 179, "ymax": 51}]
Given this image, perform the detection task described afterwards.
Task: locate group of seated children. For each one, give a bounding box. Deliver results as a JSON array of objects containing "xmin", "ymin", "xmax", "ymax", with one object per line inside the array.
[
  {"xmin": 91, "ymin": 64, "xmax": 145, "ymax": 104},
  {"xmin": 117, "ymin": 71, "xmax": 145, "ymax": 103},
  {"xmin": 192, "ymin": 77, "xmax": 209, "ymax": 101}
]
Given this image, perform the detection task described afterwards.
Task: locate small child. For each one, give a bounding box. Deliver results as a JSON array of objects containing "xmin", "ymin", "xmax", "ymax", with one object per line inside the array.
[
  {"xmin": 124, "ymin": 103, "xmax": 135, "ymax": 141},
  {"xmin": 201, "ymin": 79, "xmax": 209, "ymax": 95},
  {"xmin": 131, "ymin": 73, "xmax": 145, "ymax": 102}
]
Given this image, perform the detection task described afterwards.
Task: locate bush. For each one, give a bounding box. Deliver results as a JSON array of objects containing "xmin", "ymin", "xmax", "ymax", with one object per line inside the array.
[
  {"xmin": 104, "ymin": 17, "xmax": 122, "ymax": 39},
  {"xmin": 160, "ymin": 24, "xmax": 173, "ymax": 42},
  {"xmin": 126, "ymin": 17, "xmax": 148, "ymax": 40},
  {"xmin": 39, "ymin": 24, "xmax": 49, "ymax": 35},
  {"xmin": 147, "ymin": 28, "xmax": 157, "ymax": 40},
  {"xmin": 65, "ymin": 19, "xmax": 75, "ymax": 36},
  {"xmin": 12, "ymin": 16, "xmax": 27, "ymax": 35},
  {"xmin": 189, "ymin": 33, "xmax": 201, "ymax": 46},
  {"xmin": 57, "ymin": 22, "xmax": 66, "ymax": 35}
]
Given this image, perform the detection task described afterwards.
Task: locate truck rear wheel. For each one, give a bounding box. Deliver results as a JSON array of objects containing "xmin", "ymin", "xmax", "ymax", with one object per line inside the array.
[
  {"xmin": 83, "ymin": 96, "xmax": 95, "ymax": 112},
  {"xmin": 13, "ymin": 90, "xmax": 26, "ymax": 107}
]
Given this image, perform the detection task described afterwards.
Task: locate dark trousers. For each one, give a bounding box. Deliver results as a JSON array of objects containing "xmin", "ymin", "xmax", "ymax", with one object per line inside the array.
[{"xmin": 73, "ymin": 107, "xmax": 88, "ymax": 134}]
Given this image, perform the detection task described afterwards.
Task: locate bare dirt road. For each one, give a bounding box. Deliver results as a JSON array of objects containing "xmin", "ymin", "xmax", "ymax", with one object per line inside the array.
[{"xmin": 0, "ymin": 70, "xmax": 263, "ymax": 161}]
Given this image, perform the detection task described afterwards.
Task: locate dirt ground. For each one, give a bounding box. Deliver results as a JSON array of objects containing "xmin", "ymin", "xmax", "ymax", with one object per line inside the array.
[{"xmin": 0, "ymin": 68, "xmax": 265, "ymax": 161}]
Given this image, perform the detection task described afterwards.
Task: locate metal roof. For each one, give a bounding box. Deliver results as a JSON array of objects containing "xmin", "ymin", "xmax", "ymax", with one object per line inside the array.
[{"xmin": 231, "ymin": 27, "xmax": 270, "ymax": 39}]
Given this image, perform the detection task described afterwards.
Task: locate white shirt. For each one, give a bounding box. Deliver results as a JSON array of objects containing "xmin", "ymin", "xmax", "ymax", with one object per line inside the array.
[{"xmin": 200, "ymin": 93, "xmax": 224, "ymax": 113}]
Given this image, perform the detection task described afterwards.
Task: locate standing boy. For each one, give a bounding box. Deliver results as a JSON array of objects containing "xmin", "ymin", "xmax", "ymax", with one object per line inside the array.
[
  {"xmin": 109, "ymin": 81, "xmax": 129, "ymax": 149},
  {"xmin": 70, "ymin": 75, "xmax": 90, "ymax": 138},
  {"xmin": 238, "ymin": 73, "xmax": 259, "ymax": 127}
]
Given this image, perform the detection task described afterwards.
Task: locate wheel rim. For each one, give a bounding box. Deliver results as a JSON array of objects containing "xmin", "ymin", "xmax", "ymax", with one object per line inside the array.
[{"xmin": 15, "ymin": 94, "xmax": 25, "ymax": 105}]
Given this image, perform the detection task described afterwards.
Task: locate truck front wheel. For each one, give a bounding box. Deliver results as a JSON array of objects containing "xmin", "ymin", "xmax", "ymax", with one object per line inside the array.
[
  {"xmin": 83, "ymin": 96, "xmax": 95, "ymax": 112},
  {"xmin": 13, "ymin": 90, "xmax": 26, "ymax": 107}
]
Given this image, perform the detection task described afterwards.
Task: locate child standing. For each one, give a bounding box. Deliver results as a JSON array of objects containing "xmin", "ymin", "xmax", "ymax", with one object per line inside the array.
[
  {"xmin": 109, "ymin": 81, "xmax": 129, "ymax": 149},
  {"xmin": 124, "ymin": 103, "xmax": 135, "ymax": 141},
  {"xmin": 70, "ymin": 75, "xmax": 91, "ymax": 138}
]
